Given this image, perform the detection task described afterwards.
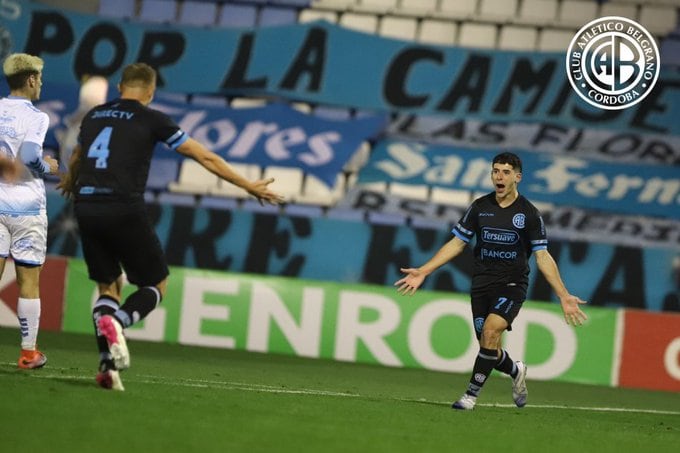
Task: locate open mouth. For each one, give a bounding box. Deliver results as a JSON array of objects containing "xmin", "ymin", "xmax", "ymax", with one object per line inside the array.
[{"xmin": 496, "ymin": 184, "xmax": 505, "ymax": 190}]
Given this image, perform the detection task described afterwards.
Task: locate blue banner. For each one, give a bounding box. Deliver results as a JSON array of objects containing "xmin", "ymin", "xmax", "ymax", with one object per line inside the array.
[
  {"xmin": 3, "ymin": 3, "xmax": 679, "ymax": 134},
  {"xmin": 44, "ymin": 192, "xmax": 680, "ymax": 312},
  {"xmin": 148, "ymin": 97, "xmax": 385, "ymax": 186},
  {"xmin": 20, "ymin": 81, "xmax": 385, "ymax": 187},
  {"xmin": 359, "ymin": 141, "xmax": 680, "ymax": 219}
]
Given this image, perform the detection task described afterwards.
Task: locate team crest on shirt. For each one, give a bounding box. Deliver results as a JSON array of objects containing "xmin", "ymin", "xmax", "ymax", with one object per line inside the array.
[{"xmin": 512, "ymin": 213, "xmax": 526, "ymax": 229}]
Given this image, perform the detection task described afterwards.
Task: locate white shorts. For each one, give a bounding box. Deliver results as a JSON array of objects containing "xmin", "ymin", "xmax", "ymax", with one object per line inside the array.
[{"xmin": 0, "ymin": 213, "xmax": 47, "ymax": 266}]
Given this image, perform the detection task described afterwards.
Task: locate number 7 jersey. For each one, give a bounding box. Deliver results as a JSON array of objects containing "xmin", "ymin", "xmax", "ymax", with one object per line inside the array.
[{"xmin": 75, "ymin": 98, "xmax": 187, "ymax": 203}]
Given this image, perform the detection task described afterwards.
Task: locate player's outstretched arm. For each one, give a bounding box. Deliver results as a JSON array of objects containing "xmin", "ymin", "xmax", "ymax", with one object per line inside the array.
[
  {"xmin": 176, "ymin": 137, "xmax": 284, "ymax": 206},
  {"xmin": 395, "ymin": 236, "xmax": 467, "ymax": 296},
  {"xmin": 534, "ymin": 249, "xmax": 588, "ymax": 326}
]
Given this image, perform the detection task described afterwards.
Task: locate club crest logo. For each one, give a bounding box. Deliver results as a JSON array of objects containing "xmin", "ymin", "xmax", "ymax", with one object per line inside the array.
[
  {"xmin": 566, "ymin": 16, "xmax": 660, "ymax": 110},
  {"xmin": 512, "ymin": 213, "xmax": 526, "ymax": 229}
]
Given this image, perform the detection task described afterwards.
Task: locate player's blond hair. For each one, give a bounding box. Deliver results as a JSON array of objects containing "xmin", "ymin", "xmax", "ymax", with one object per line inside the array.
[{"xmin": 3, "ymin": 53, "xmax": 43, "ymax": 77}]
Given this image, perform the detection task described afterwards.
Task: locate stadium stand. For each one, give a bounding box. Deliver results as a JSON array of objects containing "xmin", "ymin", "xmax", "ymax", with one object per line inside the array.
[
  {"xmin": 477, "ymin": 0, "xmax": 518, "ymax": 24},
  {"xmin": 498, "ymin": 25, "xmax": 538, "ymax": 51},
  {"xmin": 168, "ymin": 159, "xmax": 221, "ymax": 195},
  {"xmin": 398, "ymin": 0, "xmax": 439, "ymax": 18},
  {"xmin": 515, "ymin": 0, "xmax": 559, "ymax": 26},
  {"xmin": 259, "ymin": 5, "xmax": 299, "ymax": 26},
  {"xmin": 557, "ymin": 0, "xmax": 600, "ymax": 28},
  {"xmin": 55, "ymin": 0, "xmax": 680, "ymax": 220},
  {"xmin": 436, "ymin": 0, "xmax": 479, "ymax": 20},
  {"xmin": 218, "ymin": 3, "xmax": 259, "ymax": 27},
  {"xmin": 378, "ymin": 16, "xmax": 418, "ymax": 40},
  {"xmin": 417, "ymin": 19, "xmax": 458, "ymax": 46},
  {"xmin": 138, "ymin": 0, "xmax": 179, "ymax": 24},
  {"xmin": 177, "ymin": 0, "xmax": 218, "ymax": 27},
  {"xmin": 98, "ymin": 0, "xmax": 136, "ymax": 19}
]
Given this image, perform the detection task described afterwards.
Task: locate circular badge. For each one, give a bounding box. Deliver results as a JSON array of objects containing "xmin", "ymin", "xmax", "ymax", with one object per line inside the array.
[
  {"xmin": 512, "ymin": 213, "xmax": 526, "ymax": 229},
  {"xmin": 566, "ymin": 16, "xmax": 660, "ymax": 110}
]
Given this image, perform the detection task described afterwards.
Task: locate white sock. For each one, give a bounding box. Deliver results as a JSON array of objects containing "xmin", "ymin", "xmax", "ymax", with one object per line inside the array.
[{"xmin": 17, "ymin": 298, "xmax": 41, "ymax": 350}]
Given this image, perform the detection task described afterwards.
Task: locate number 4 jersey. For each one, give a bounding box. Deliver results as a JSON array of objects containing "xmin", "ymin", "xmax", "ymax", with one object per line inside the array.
[
  {"xmin": 75, "ymin": 98, "xmax": 187, "ymax": 207},
  {"xmin": 452, "ymin": 193, "xmax": 548, "ymax": 293}
]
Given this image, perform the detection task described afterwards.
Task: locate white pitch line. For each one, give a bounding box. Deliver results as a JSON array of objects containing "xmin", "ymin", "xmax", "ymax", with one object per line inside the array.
[{"xmin": 6, "ymin": 365, "xmax": 680, "ymax": 416}]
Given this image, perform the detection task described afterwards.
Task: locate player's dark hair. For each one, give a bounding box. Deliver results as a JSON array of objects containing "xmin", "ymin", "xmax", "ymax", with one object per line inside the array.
[
  {"xmin": 120, "ymin": 63, "xmax": 156, "ymax": 88},
  {"xmin": 5, "ymin": 71, "xmax": 39, "ymax": 91},
  {"xmin": 493, "ymin": 152, "xmax": 522, "ymax": 173}
]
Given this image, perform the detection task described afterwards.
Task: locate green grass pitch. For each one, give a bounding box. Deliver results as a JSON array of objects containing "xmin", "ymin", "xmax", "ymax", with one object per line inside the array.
[{"xmin": 2, "ymin": 327, "xmax": 678, "ymax": 452}]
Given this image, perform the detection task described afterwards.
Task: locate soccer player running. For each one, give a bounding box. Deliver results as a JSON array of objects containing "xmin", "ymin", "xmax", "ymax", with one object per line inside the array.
[
  {"xmin": 395, "ymin": 152, "xmax": 587, "ymax": 410},
  {"xmin": 0, "ymin": 53, "xmax": 59, "ymax": 369},
  {"xmin": 59, "ymin": 63, "xmax": 284, "ymax": 391}
]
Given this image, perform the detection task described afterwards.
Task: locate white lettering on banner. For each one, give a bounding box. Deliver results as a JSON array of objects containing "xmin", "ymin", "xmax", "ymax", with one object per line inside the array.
[
  {"xmin": 266, "ymin": 127, "xmax": 306, "ymax": 160},
  {"xmin": 388, "ymin": 117, "xmax": 680, "ymax": 166},
  {"xmin": 301, "ymin": 132, "xmax": 340, "ymax": 166},
  {"xmin": 163, "ymin": 105, "xmax": 342, "ymax": 166},
  {"xmin": 246, "ymin": 284, "xmax": 323, "ymax": 357},
  {"xmin": 664, "ymin": 337, "xmax": 680, "ymax": 380},
  {"xmin": 505, "ymin": 309, "xmax": 577, "ymax": 380},
  {"xmin": 531, "ymin": 158, "xmax": 588, "ymax": 193},
  {"xmin": 334, "ymin": 291, "xmax": 402, "ymax": 366},
  {"xmin": 0, "ymin": 0, "xmax": 21, "ymax": 20},
  {"xmin": 193, "ymin": 119, "xmax": 239, "ymax": 149},
  {"xmin": 531, "ymin": 158, "xmax": 680, "ymax": 206},
  {"xmin": 408, "ymin": 300, "xmax": 478, "ymax": 372},
  {"xmin": 178, "ymin": 276, "xmax": 236, "ymax": 348},
  {"xmin": 376, "ymin": 142, "xmax": 429, "ymax": 178},
  {"xmin": 377, "ymin": 143, "xmax": 495, "ymax": 189},
  {"xmin": 226, "ymin": 121, "xmax": 278, "ymax": 158}
]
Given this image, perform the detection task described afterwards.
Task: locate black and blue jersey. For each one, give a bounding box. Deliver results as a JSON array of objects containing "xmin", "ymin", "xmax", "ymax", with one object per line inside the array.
[
  {"xmin": 453, "ymin": 193, "xmax": 547, "ymax": 292},
  {"xmin": 75, "ymin": 98, "xmax": 187, "ymax": 205}
]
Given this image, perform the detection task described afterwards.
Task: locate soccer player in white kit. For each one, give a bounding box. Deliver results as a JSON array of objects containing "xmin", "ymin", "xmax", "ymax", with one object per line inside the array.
[{"xmin": 0, "ymin": 53, "xmax": 58, "ymax": 369}]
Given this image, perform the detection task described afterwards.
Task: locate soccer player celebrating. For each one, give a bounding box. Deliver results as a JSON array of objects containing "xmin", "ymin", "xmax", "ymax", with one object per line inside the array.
[
  {"xmin": 59, "ymin": 63, "xmax": 284, "ymax": 391},
  {"xmin": 0, "ymin": 53, "xmax": 59, "ymax": 369},
  {"xmin": 395, "ymin": 152, "xmax": 587, "ymax": 410}
]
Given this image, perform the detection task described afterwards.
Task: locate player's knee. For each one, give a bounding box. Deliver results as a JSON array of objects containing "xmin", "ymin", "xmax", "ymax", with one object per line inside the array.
[{"xmin": 480, "ymin": 328, "xmax": 502, "ymax": 348}]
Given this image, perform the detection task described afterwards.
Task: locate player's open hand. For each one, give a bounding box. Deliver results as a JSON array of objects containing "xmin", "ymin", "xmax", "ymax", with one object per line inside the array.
[
  {"xmin": 56, "ymin": 171, "xmax": 75, "ymax": 199},
  {"xmin": 559, "ymin": 294, "xmax": 588, "ymax": 326},
  {"xmin": 395, "ymin": 268, "xmax": 426, "ymax": 296},
  {"xmin": 248, "ymin": 177, "xmax": 285, "ymax": 206}
]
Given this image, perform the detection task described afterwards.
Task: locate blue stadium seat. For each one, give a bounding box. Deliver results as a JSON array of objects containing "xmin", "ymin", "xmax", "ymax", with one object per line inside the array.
[
  {"xmin": 218, "ymin": 4, "xmax": 258, "ymax": 27},
  {"xmin": 258, "ymin": 6, "xmax": 298, "ymax": 26},
  {"xmin": 269, "ymin": 0, "xmax": 312, "ymax": 7},
  {"xmin": 178, "ymin": 0, "xmax": 218, "ymax": 26},
  {"xmin": 99, "ymin": 0, "xmax": 136, "ymax": 19},
  {"xmin": 661, "ymin": 31, "xmax": 680, "ymax": 68},
  {"xmin": 139, "ymin": 0, "xmax": 178, "ymax": 23}
]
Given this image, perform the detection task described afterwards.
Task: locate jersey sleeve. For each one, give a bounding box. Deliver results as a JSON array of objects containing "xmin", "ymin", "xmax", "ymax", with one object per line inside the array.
[
  {"xmin": 151, "ymin": 110, "xmax": 188, "ymax": 151},
  {"xmin": 20, "ymin": 111, "xmax": 50, "ymax": 175},
  {"xmin": 527, "ymin": 206, "xmax": 548, "ymax": 251},
  {"xmin": 25, "ymin": 111, "xmax": 49, "ymax": 146},
  {"xmin": 451, "ymin": 201, "xmax": 478, "ymax": 243}
]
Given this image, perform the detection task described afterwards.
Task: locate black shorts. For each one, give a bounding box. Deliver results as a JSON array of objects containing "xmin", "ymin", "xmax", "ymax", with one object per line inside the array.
[
  {"xmin": 75, "ymin": 207, "xmax": 169, "ymax": 287},
  {"xmin": 470, "ymin": 284, "xmax": 526, "ymax": 340}
]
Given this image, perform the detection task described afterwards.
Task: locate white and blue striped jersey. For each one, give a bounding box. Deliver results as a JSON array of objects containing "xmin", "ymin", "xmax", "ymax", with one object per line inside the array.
[{"xmin": 0, "ymin": 96, "xmax": 49, "ymax": 216}]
